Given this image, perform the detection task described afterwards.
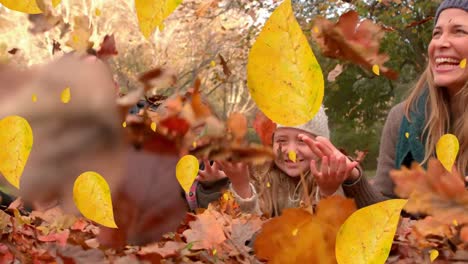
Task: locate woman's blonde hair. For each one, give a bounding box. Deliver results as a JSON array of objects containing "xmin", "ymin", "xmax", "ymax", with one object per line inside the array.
[
  {"xmin": 405, "ymin": 65, "xmax": 468, "ymax": 174},
  {"xmin": 250, "ymin": 163, "xmax": 317, "ymax": 217}
]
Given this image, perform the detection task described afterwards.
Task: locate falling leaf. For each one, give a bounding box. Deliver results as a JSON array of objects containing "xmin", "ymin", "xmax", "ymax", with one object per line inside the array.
[
  {"xmin": 122, "ymin": 121, "xmax": 127, "ymax": 128},
  {"xmin": 288, "ymin": 150, "xmax": 296, "ymax": 162},
  {"xmin": 210, "ymin": 60, "xmax": 216, "ymax": 67},
  {"xmin": 135, "ymin": 0, "xmax": 183, "ymax": 39},
  {"xmin": 405, "ymin": 132, "xmax": 409, "ymax": 138},
  {"xmin": 247, "ymin": 0, "xmax": 324, "ymax": 126},
  {"xmin": 0, "ymin": 116, "xmax": 33, "ymax": 189},
  {"xmin": 32, "ymin": 94, "xmax": 37, "ymax": 102},
  {"xmin": 28, "ymin": 13, "xmax": 62, "ymax": 34},
  {"xmin": 266, "ymin": 182, "xmax": 271, "ymax": 188},
  {"xmin": 253, "ymin": 111, "xmax": 276, "ymax": 146},
  {"xmin": 176, "ymin": 155, "xmax": 199, "ymax": 193},
  {"xmin": 429, "ymin": 249, "xmax": 439, "ymax": 262},
  {"xmin": 372, "ymin": 64, "xmax": 380, "ymax": 76},
  {"xmin": 0, "ymin": 0, "xmax": 61, "ymax": 14},
  {"xmin": 151, "ymin": 122, "xmax": 157, "ymax": 132},
  {"xmin": 96, "ymin": 35, "xmax": 118, "ymax": 60},
  {"xmin": 65, "ymin": 16, "xmax": 93, "ymax": 53},
  {"xmin": 460, "ymin": 58, "xmax": 466, "ymax": 69},
  {"xmin": 61, "ymin": 87, "xmax": 71, "ymax": 103},
  {"xmin": 336, "ymin": 199, "xmax": 407, "ymax": 264},
  {"xmin": 436, "ymin": 134, "xmax": 459, "ymax": 172},
  {"xmin": 312, "ymin": 11, "xmax": 398, "ymax": 80},
  {"xmin": 227, "ymin": 112, "xmax": 247, "ymax": 142},
  {"xmin": 73, "ymin": 171, "xmax": 117, "ymax": 228},
  {"xmin": 95, "ymin": 8, "xmax": 101, "ymax": 16},
  {"xmin": 218, "ymin": 54, "xmax": 231, "ymax": 77}
]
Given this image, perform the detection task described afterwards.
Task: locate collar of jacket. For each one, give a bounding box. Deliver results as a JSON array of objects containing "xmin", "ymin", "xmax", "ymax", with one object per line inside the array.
[{"xmin": 395, "ymin": 89, "xmax": 428, "ymax": 169}]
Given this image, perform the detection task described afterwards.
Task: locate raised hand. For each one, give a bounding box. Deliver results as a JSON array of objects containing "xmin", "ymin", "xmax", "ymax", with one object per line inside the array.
[{"xmin": 197, "ymin": 159, "xmax": 227, "ymax": 182}]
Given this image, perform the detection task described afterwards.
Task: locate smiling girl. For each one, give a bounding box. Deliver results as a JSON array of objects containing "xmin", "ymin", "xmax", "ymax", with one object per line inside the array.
[{"xmin": 195, "ymin": 106, "xmax": 360, "ymax": 216}]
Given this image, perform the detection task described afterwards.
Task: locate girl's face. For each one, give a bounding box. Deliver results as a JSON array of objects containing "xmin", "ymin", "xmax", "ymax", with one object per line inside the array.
[
  {"xmin": 429, "ymin": 8, "xmax": 468, "ymax": 94},
  {"xmin": 272, "ymin": 127, "xmax": 317, "ymax": 177}
]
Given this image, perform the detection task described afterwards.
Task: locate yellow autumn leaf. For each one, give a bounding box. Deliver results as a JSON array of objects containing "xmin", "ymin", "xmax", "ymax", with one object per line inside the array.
[
  {"xmin": 176, "ymin": 155, "xmax": 199, "ymax": 193},
  {"xmin": 0, "ymin": 0, "xmax": 61, "ymax": 14},
  {"xmin": 436, "ymin": 134, "xmax": 459, "ymax": 172},
  {"xmin": 32, "ymin": 94, "xmax": 37, "ymax": 102},
  {"xmin": 429, "ymin": 249, "xmax": 439, "ymax": 262},
  {"xmin": 288, "ymin": 150, "xmax": 296, "ymax": 163},
  {"xmin": 61, "ymin": 87, "xmax": 71, "ymax": 103},
  {"xmin": 94, "ymin": 8, "xmax": 101, "ymax": 16},
  {"xmin": 336, "ymin": 199, "xmax": 407, "ymax": 264},
  {"xmin": 135, "ymin": 0, "xmax": 183, "ymax": 39},
  {"xmin": 151, "ymin": 122, "xmax": 157, "ymax": 132},
  {"xmin": 73, "ymin": 171, "xmax": 117, "ymax": 228},
  {"xmin": 372, "ymin": 64, "xmax": 380, "ymax": 76},
  {"xmin": 0, "ymin": 116, "xmax": 33, "ymax": 189},
  {"xmin": 122, "ymin": 121, "xmax": 127, "ymax": 128},
  {"xmin": 460, "ymin": 58, "xmax": 466, "ymax": 69},
  {"xmin": 247, "ymin": 0, "xmax": 324, "ymax": 126}
]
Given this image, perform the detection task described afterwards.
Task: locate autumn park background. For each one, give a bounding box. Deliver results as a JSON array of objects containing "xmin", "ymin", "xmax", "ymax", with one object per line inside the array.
[{"xmin": 1, "ymin": 0, "xmax": 467, "ymax": 263}]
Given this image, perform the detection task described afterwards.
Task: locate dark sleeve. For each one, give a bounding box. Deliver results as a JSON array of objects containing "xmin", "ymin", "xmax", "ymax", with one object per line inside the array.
[
  {"xmin": 342, "ymin": 103, "xmax": 405, "ymax": 208},
  {"xmin": 196, "ymin": 178, "xmax": 230, "ymax": 208}
]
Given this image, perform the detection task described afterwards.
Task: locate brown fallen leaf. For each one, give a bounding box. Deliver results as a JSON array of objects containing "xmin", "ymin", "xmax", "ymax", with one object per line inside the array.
[
  {"xmin": 312, "ymin": 11, "xmax": 398, "ymax": 80},
  {"xmin": 253, "ymin": 111, "xmax": 276, "ymax": 146}
]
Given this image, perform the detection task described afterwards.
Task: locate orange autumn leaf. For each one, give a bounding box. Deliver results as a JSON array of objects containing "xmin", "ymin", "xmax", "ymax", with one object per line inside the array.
[
  {"xmin": 254, "ymin": 196, "xmax": 356, "ymax": 263},
  {"xmin": 190, "ymin": 78, "xmax": 211, "ymax": 119},
  {"xmin": 253, "ymin": 111, "xmax": 276, "ymax": 146},
  {"xmin": 227, "ymin": 112, "xmax": 247, "ymax": 142},
  {"xmin": 390, "ymin": 158, "xmax": 468, "ymax": 227},
  {"xmin": 312, "ymin": 11, "xmax": 398, "ymax": 80}
]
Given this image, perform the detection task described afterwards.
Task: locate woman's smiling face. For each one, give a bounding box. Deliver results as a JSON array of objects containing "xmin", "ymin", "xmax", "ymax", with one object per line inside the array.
[{"xmin": 429, "ymin": 8, "xmax": 468, "ymax": 94}]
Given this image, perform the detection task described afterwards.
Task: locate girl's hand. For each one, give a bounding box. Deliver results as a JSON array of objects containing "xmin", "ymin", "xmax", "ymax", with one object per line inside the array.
[
  {"xmin": 218, "ymin": 161, "xmax": 252, "ymax": 199},
  {"xmin": 197, "ymin": 160, "xmax": 227, "ymax": 182},
  {"xmin": 310, "ymin": 155, "xmax": 358, "ymax": 197},
  {"xmin": 299, "ymin": 135, "xmax": 360, "ymax": 195}
]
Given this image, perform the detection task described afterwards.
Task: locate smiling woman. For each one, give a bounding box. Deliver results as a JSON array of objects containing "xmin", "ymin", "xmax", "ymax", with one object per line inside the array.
[{"xmin": 311, "ymin": 0, "xmax": 468, "ymax": 209}]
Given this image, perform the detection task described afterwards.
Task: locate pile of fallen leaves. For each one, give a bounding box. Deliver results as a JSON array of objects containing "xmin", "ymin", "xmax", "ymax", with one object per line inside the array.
[{"xmin": 388, "ymin": 159, "xmax": 468, "ymax": 263}]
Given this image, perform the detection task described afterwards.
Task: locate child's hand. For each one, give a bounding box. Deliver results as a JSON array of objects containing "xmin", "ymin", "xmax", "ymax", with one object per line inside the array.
[
  {"xmin": 197, "ymin": 160, "xmax": 227, "ymax": 182},
  {"xmin": 299, "ymin": 135, "xmax": 360, "ymax": 196},
  {"xmin": 310, "ymin": 155, "xmax": 358, "ymax": 196},
  {"xmin": 218, "ymin": 161, "xmax": 252, "ymax": 199}
]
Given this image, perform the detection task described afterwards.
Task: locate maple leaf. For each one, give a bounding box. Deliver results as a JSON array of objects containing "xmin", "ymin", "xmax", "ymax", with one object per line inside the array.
[
  {"xmin": 252, "ymin": 111, "xmax": 276, "ymax": 146},
  {"xmin": 312, "ymin": 11, "xmax": 398, "ymax": 80},
  {"xmin": 183, "ymin": 209, "xmax": 227, "ymax": 250}
]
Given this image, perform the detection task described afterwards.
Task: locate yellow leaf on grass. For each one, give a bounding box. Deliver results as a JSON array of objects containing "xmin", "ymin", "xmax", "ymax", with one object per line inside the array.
[
  {"xmin": 73, "ymin": 171, "xmax": 117, "ymax": 228},
  {"xmin": 288, "ymin": 150, "xmax": 296, "ymax": 163},
  {"xmin": 436, "ymin": 134, "xmax": 459, "ymax": 172},
  {"xmin": 61, "ymin": 87, "xmax": 71, "ymax": 103},
  {"xmin": 460, "ymin": 58, "xmax": 466, "ymax": 69},
  {"xmin": 372, "ymin": 64, "xmax": 380, "ymax": 76},
  {"xmin": 0, "ymin": 116, "xmax": 33, "ymax": 189},
  {"xmin": 176, "ymin": 155, "xmax": 199, "ymax": 193},
  {"xmin": 247, "ymin": 0, "xmax": 324, "ymax": 126},
  {"xmin": 336, "ymin": 199, "xmax": 407, "ymax": 264},
  {"xmin": 0, "ymin": 0, "xmax": 61, "ymax": 14},
  {"xmin": 135, "ymin": 0, "xmax": 183, "ymax": 39},
  {"xmin": 429, "ymin": 249, "xmax": 439, "ymax": 262}
]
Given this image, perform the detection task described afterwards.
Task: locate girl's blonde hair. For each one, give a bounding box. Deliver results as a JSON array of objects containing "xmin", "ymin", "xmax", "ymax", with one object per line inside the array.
[
  {"xmin": 250, "ymin": 163, "xmax": 317, "ymax": 217},
  {"xmin": 405, "ymin": 65, "xmax": 468, "ymax": 174}
]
